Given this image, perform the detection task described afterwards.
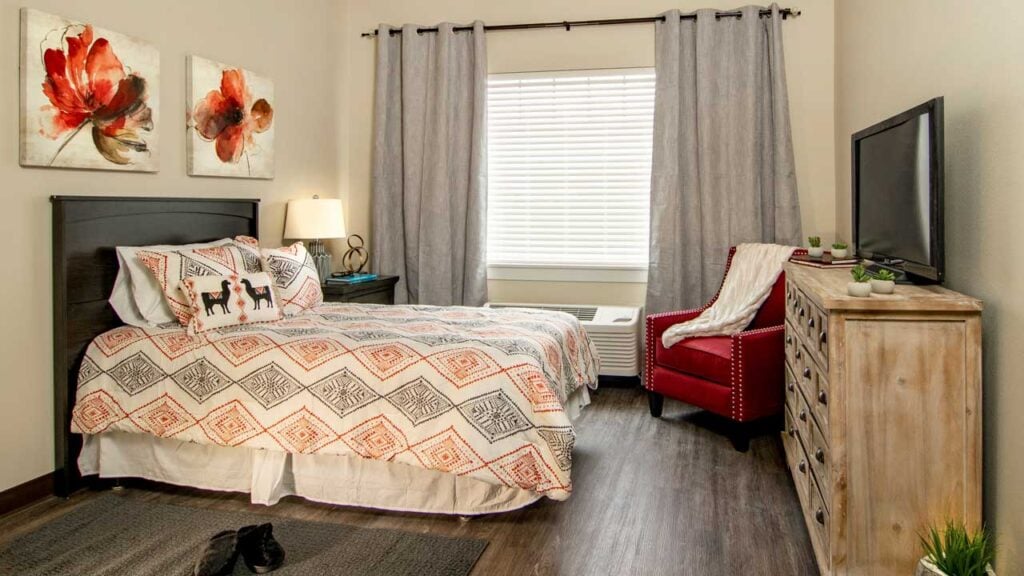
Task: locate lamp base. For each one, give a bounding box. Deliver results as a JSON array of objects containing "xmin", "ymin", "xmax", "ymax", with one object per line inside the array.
[{"xmin": 309, "ymin": 238, "xmax": 332, "ymax": 284}]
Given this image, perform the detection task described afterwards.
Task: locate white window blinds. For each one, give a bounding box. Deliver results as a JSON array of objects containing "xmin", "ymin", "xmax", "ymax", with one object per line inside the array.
[{"xmin": 486, "ymin": 68, "xmax": 654, "ymax": 270}]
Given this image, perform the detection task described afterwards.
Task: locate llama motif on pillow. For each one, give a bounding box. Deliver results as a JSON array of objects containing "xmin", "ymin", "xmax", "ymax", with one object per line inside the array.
[{"xmin": 180, "ymin": 272, "xmax": 283, "ymax": 333}]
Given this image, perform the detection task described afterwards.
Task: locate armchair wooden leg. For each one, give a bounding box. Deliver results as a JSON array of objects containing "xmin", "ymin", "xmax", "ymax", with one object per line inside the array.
[
  {"xmin": 729, "ymin": 423, "xmax": 752, "ymax": 453},
  {"xmin": 648, "ymin": 391, "xmax": 664, "ymax": 417}
]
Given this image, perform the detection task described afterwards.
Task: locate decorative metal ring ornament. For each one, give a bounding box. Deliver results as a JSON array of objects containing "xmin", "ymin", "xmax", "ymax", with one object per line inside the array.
[{"xmin": 342, "ymin": 234, "xmax": 368, "ymax": 274}]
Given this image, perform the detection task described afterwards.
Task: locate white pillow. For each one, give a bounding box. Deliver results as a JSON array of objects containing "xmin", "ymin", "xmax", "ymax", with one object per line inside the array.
[{"xmin": 110, "ymin": 238, "xmax": 233, "ymax": 326}]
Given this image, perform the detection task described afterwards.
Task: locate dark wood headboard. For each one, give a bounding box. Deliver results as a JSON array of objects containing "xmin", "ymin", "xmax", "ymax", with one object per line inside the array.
[{"xmin": 51, "ymin": 196, "xmax": 260, "ymax": 496}]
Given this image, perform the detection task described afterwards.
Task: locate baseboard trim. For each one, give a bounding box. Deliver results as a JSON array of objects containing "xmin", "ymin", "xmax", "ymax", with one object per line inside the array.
[{"xmin": 0, "ymin": 472, "xmax": 54, "ymax": 517}]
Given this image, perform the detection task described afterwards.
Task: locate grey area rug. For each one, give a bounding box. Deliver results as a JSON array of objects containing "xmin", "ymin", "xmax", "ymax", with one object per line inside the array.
[{"xmin": 0, "ymin": 494, "xmax": 486, "ymax": 576}]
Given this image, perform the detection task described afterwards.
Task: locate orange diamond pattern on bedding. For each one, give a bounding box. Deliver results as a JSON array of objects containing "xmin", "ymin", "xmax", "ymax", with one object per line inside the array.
[{"xmin": 72, "ymin": 304, "xmax": 599, "ymax": 501}]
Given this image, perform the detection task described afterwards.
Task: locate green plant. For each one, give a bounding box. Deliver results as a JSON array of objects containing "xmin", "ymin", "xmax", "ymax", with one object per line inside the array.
[
  {"xmin": 808, "ymin": 236, "xmax": 821, "ymax": 248},
  {"xmin": 874, "ymin": 269, "xmax": 897, "ymax": 282},
  {"xmin": 832, "ymin": 241, "xmax": 848, "ymax": 250},
  {"xmin": 851, "ymin": 265, "xmax": 871, "ymax": 283},
  {"xmin": 920, "ymin": 520, "xmax": 995, "ymax": 576}
]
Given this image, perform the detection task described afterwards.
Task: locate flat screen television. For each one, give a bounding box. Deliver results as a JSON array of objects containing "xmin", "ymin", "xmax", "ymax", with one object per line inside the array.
[{"xmin": 852, "ymin": 97, "xmax": 944, "ymax": 283}]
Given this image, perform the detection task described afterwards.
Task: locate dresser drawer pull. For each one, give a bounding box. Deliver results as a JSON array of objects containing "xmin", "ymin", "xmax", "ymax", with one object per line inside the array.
[
  {"xmin": 798, "ymin": 460, "xmax": 807, "ymax": 474},
  {"xmin": 818, "ymin": 390, "xmax": 828, "ymax": 405},
  {"xmin": 815, "ymin": 448, "xmax": 825, "ymax": 463},
  {"xmin": 786, "ymin": 335, "xmax": 793, "ymax": 345},
  {"xmin": 808, "ymin": 318, "xmax": 815, "ymax": 329},
  {"xmin": 796, "ymin": 350, "xmax": 802, "ymax": 360},
  {"xmin": 815, "ymin": 508, "xmax": 825, "ymax": 524},
  {"xmin": 787, "ymin": 381, "xmax": 794, "ymax": 392},
  {"xmin": 819, "ymin": 331, "xmax": 827, "ymax": 344},
  {"xmin": 798, "ymin": 409, "xmax": 807, "ymax": 422},
  {"xmin": 803, "ymin": 367, "xmax": 811, "ymax": 379},
  {"xmin": 799, "ymin": 307, "xmax": 805, "ymax": 317},
  {"xmin": 788, "ymin": 427, "xmax": 796, "ymax": 438}
]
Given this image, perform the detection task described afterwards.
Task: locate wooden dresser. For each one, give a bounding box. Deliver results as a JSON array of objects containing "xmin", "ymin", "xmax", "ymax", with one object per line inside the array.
[{"xmin": 781, "ymin": 263, "xmax": 983, "ymax": 576}]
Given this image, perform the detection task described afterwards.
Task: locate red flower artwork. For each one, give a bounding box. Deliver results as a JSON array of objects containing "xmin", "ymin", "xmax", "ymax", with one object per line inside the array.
[
  {"xmin": 40, "ymin": 24, "xmax": 153, "ymax": 165},
  {"xmin": 193, "ymin": 69, "xmax": 274, "ymax": 168}
]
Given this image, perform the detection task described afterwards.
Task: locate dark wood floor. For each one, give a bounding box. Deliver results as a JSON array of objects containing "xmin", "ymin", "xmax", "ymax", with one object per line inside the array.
[{"xmin": 0, "ymin": 388, "xmax": 818, "ymax": 576}]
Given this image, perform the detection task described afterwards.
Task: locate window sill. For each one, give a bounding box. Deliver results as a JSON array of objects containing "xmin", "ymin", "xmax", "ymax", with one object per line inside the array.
[{"xmin": 487, "ymin": 265, "xmax": 648, "ymax": 283}]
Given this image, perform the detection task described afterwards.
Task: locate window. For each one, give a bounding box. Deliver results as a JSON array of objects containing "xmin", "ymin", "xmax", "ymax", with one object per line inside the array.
[{"xmin": 487, "ymin": 68, "xmax": 654, "ymax": 282}]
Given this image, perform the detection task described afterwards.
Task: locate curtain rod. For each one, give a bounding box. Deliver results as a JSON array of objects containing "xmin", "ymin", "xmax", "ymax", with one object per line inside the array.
[{"xmin": 360, "ymin": 8, "xmax": 801, "ymax": 38}]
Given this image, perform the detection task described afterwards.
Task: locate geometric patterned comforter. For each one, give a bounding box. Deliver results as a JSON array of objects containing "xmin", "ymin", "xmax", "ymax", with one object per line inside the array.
[{"xmin": 72, "ymin": 303, "xmax": 599, "ymax": 501}]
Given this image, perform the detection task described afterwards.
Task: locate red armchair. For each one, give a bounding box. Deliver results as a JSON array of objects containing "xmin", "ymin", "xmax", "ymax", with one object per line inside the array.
[{"xmin": 644, "ymin": 246, "xmax": 802, "ymax": 451}]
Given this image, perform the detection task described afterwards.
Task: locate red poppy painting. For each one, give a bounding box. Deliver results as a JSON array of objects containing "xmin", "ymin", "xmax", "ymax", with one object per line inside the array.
[
  {"xmin": 19, "ymin": 9, "xmax": 160, "ymax": 171},
  {"xmin": 187, "ymin": 56, "xmax": 275, "ymax": 179}
]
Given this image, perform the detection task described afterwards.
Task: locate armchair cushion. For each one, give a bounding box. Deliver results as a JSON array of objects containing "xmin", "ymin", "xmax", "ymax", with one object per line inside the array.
[{"xmin": 655, "ymin": 336, "xmax": 732, "ymax": 386}]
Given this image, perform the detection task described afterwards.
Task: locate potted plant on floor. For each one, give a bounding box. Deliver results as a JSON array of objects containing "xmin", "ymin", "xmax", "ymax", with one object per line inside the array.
[
  {"xmin": 808, "ymin": 236, "xmax": 823, "ymax": 258},
  {"xmin": 871, "ymin": 268, "xmax": 897, "ymax": 294},
  {"xmin": 831, "ymin": 241, "xmax": 849, "ymax": 259},
  {"xmin": 847, "ymin": 265, "xmax": 872, "ymax": 297},
  {"xmin": 916, "ymin": 520, "xmax": 996, "ymax": 576}
]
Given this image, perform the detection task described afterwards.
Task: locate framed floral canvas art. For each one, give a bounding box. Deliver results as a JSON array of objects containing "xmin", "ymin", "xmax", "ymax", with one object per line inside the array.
[
  {"xmin": 187, "ymin": 56, "xmax": 275, "ymax": 179},
  {"xmin": 19, "ymin": 9, "xmax": 159, "ymax": 172}
]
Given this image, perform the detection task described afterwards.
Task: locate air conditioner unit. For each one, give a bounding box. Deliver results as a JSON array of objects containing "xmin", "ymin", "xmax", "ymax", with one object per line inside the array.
[{"xmin": 485, "ymin": 303, "xmax": 641, "ymax": 377}]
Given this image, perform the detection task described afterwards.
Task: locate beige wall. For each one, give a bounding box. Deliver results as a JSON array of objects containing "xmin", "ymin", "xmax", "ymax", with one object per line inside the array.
[
  {"xmin": 0, "ymin": 0, "xmax": 348, "ymax": 491},
  {"xmin": 835, "ymin": 1, "xmax": 1023, "ymax": 571},
  {"xmin": 345, "ymin": 0, "xmax": 836, "ymax": 307}
]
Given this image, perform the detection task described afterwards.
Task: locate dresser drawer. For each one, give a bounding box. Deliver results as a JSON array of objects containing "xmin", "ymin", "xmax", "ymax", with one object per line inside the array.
[
  {"xmin": 784, "ymin": 363, "xmax": 800, "ymax": 415},
  {"xmin": 795, "ymin": 341, "xmax": 829, "ymax": 437},
  {"xmin": 795, "ymin": 385, "xmax": 812, "ymax": 443},
  {"xmin": 809, "ymin": 418, "xmax": 831, "ymax": 505},
  {"xmin": 785, "ymin": 279, "xmax": 830, "ymax": 372},
  {"xmin": 785, "ymin": 407, "xmax": 811, "ymax": 504},
  {"xmin": 808, "ymin": 477, "xmax": 831, "ymax": 561},
  {"xmin": 785, "ymin": 321, "xmax": 800, "ymax": 365},
  {"xmin": 807, "ymin": 302, "xmax": 829, "ymax": 371}
]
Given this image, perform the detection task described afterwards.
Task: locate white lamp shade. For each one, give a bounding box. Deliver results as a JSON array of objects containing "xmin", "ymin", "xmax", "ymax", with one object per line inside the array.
[{"xmin": 284, "ymin": 198, "xmax": 347, "ymax": 239}]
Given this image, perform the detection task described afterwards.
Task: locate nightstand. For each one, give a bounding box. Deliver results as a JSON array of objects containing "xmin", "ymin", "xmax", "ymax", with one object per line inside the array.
[{"xmin": 322, "ymin": 275, "xmax": 399, "ymax": 305}]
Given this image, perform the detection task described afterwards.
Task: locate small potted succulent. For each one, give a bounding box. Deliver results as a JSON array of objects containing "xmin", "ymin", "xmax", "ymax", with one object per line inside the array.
[
  {"xmin": 808, "ymin": 236, "xmax": 824, "ymax": 258},
  {"xmin": 916, "ymin": 520, "xmax": 996, "ymax": 576},
  {"xmin": 871, "ymin": 268, "xmax": 897, "ymax": 294},
  {"xmin": 831, "ymin": 241, "xmax": 849, "ymax": 259},
  {"xmin": 847, "ymin": 265, "xmax": 872, "ymax": 297}
]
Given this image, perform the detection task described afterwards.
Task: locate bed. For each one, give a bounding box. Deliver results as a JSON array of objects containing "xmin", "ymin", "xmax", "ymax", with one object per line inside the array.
[{"xmin": 52, "ymin": 196, "xmax": 599, "ymax": 514}]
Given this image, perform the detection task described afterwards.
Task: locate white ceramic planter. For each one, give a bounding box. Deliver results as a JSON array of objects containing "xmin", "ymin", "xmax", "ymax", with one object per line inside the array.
[
  {"xmin": 915, "ymin": 557, "xmax": 996, "ymax": 576},
  {"xmin": 831, "ymin": 248, "xmax": 848, "ymax": 258},
  {"xmin": 847, "ymin": 282, "xmax": 872, "ymax": 297},
  {"xmin": 870, "ymin": 279, "xmax": 895, "ymax": 294},
  {"xmin": 808, "ymin": 246, "xmax": 824, "ymax": 258}
]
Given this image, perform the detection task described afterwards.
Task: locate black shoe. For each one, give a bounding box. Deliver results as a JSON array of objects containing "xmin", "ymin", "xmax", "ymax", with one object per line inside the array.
[
  {"xmin": 237, "ymin": 523, "xmax": 285, "ymax": 574},
  {"xmin": 194, "ymin": 530, "xmax": 240, "ymax": 576}
]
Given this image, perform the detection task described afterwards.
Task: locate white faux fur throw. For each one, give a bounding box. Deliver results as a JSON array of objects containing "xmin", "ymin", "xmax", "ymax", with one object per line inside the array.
[{"xmin": 661, "ymin": 243, "xmax": 797, "ymax": 348}]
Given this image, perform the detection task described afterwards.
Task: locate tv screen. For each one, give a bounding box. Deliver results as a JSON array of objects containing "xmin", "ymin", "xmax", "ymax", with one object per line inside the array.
[{"xmin": 853, "ymin": 98, "xmax": 943, "ymax": 282}]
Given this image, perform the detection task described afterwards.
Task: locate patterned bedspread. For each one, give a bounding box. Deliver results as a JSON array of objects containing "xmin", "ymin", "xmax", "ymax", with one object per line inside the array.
[{"xmin": 72, "ymin": 304, "xmax": 599, "ymax": 500}]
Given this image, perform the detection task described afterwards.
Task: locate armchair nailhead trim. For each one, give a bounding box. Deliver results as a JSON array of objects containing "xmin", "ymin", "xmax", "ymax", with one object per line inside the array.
[{"xmin": 730, "ymin": 325, "xmax": 786, "ymax": 422}]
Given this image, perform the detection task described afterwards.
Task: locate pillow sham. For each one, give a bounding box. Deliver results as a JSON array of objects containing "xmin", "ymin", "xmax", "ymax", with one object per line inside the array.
[
  {"xmin": 181, "ymin": 272, "xmax": 283, "ymax": 333},
  {"xmin": 111, "ymin": 239, "xmax": 234, "ymax": 326},
  {"xmin": 254, "ymin": 240, "xmax": 324, "ymax": 316},
  {"xmin": 138, "ymin": 242, "xmax": 263, "ymax": 325}
]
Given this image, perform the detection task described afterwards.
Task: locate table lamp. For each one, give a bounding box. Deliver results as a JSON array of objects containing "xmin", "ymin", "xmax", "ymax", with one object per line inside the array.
[{"xmin": 284, "ymin": 195, "xmax": 346, "ymax": 283}]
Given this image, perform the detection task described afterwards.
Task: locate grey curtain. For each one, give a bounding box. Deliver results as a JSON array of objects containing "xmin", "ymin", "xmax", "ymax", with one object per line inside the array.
[
  {"xmin": 645, "ymin": 5, "xmax": 801, "ymax": 315},
  {"xmin": 371, "ymin": 22, "xmax": 488, "ymax": 306}
]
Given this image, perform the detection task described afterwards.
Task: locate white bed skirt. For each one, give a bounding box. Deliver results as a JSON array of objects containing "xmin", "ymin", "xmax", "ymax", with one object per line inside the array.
[{"xmin": 79, "ymin": 386, "xmax": 591, "ymax": 515}]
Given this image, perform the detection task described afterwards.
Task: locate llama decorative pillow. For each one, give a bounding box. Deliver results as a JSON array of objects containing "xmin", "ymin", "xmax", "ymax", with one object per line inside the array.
[
  {"xmin": 180, "ymin": 272, "xmax": 283, "ymax": 333},
  {"xmin": 259, "ymin": 241, "xmax": 324, "ymax": 316},
  {"xmin": 137, "ymin": 243, "xmax": 263, "ymax": 325}
]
